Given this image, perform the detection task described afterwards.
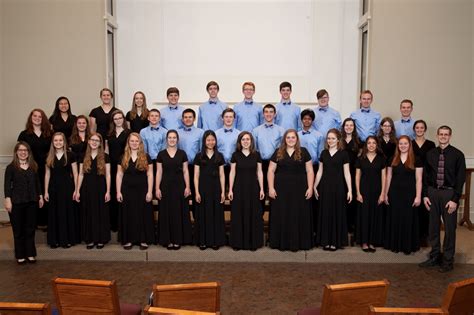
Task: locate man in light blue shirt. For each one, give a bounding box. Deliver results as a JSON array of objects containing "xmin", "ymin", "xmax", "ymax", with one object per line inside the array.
[
  {"xmin": 394, "ymin": 99, "xmax": 415, "ymax": 139},
  {"xmin": 298, "ymin": 109, "xmax": 324, "ymax": 168},
  {"xmin": 197, "ymin": 80, "xmax": 227, "ymax": 131},
  {"xmin": 234, "ymin": 81, "xmax": 263, "ymax": 132},
  {"xmin": 216, "ymin": 108, "xmax": 240, "ymax": 188},
  {"xmin": 312, "ymin": 89, "xmax": 342, "ymax": 138},
  {"xmin": 350, "ymin": 90, "xmax": 381, "ymax": 142},
  {"xmin": 275, "ymin": 81, "xmax": 302, "ymax": 131},
  {"xmin": 177, "ymin": 108, "xmax": 204, "ymax": 213},
  {"xmin": 160, "ymin": 87, "xmax": 184, "ymax": 130},
  {"xmin": 139, "ymin": 109, "xmax": 167, "ymax": 161}
]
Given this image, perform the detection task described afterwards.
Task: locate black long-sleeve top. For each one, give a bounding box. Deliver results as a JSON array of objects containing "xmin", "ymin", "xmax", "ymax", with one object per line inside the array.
[
  {"xmin": 423, "ymin": 145, "xmax": 466, "ymax": 203},
  {"xmin": 4, "ymin": 163, "xmax": 41, "ymax": 204}
]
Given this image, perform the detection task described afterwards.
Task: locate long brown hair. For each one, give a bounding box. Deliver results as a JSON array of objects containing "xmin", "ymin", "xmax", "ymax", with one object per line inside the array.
[
  {"xmin": 108, "ymin": 109, "xmax": 129, "ymax": 137},
  {"xmin": 121, "ymin": 133, "xmax": 149, "ymax": 171},
  {"xmin": 70, "ymin": 115, "xmax": 90, "ymax": 145},
  {"xmin": 377, "ymin": 117, "xmax": 397, "ymax": 143},
  {"xmin": 325, "ymin": 128, "xmax": 344, "ymax": 150},
  {"xmin": 361, "ymin": 135, "xmax": 382, "ymax": 158},
  {"xmin": 25, "ymin": 108, "xmax": 52, "ymax": 137},
  {"xmin": 46, "ymin": 132, "xmax": 68, "ymax": 168},
  {"xmin": 341, "ymin": 117, "xmax": 360, "ymax": 149},
  {"xmin": 12, "ymin": 141, "xmax": 38, "ymax": 172},
  {"xmin": 276, "ymin": 129, "xmax": 302, "ymax": 161},
  {"xmin": 128, "ymin": 91, "xmax": 149, "ymax": 120},
  {"xmin": 82, "ymin": 133, "xmax": 106, "ymax": 175},
  {"xmin": 391, "ymin": 135, "xmax": 415, "ymax": 170},
  {"xmin": 236, "ymin": 131, "xmax": 256, "ymax": 154}
]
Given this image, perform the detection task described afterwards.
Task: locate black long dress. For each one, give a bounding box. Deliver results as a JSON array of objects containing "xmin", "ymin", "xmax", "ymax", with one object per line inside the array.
[
  {"xmin": 379, "ymin": 138, "xmax": 396, "ymax": 164},
  {"xmin": 126, "ymin": 111, "xmax": 149, "ymax": 133},
  {"xmin": 118, "ymin": 155, "xmax": 155, "ymax": 245},
  {"xmin": 47, "ymin": 152, "xmax": 80, "ymax": 247},
  {"xmin": 107, "ymin": 129, "xmax": 131, "ymax": 232},
  {"xmin": 384, "ymin": 158, "xmax": 422, "ymax": 254},
  {"xmin": 355, "ymin": 154, "xmax": 385, "ymax": 246},
  {"xmin": 344, "ymin": 138, "xmax": 359, "ymax": 233},
  {"xmin": 412, "ymin": 139, "xmax": 436, "ymax": 244},
  {"xmin": 157, "ymin": 149, "xmax": 192, "ymax": 246},
  {"xmin": 18, "ymin": 130, "xmax": 51, "ymax": 227},
  {"xmin": 49, "ymin": 115, "xmax": 77, "ymax": 139},
  {"xmin": 80, "ymin": 155, "xmax": 111, "ymax": 245},
  {"xmin": 229, "ymin": 151, "xmax": 264, "ymax": 250},
  {"xmin": 70, "ymin": 140, "xmax": 87, "ymax": 162},
  {"xmin": 89, "ymin": 106, "xmax": 115, "ymax": 140},
  {"xmin": 269, "ymin": 148, "xmax": 313, "ymax": 251},
  {"xmin": 317, "ymin": 149, "xmax": 350, "ymax": 248},
  {"xmin": 193, "ymin": 151, "xmax": 226, "ymax": 247}
]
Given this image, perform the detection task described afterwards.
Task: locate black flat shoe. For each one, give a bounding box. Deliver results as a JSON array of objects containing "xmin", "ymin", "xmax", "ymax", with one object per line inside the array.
[
  {"xmin": 27, "ymin": 257, "xmax": 36, "ymax": 263},
  {"xmin": 362, "ymin": 247, "xmax": 370, "ymax": 252},
  {"xmin": 140, "ymin": 244, "xmax": 149, "ymax": 250},
  {"xmin": 212, "ymin": 246, "xmax": 220, "ymax": 250},
  {"xmin": 173, "ymin": 244, "xmax": 181, "ymax": 250},
  {"xmin": 323, "ymin": 245, "xmax": 330, "ymax": 251},
  {"xmin": 50, "ymin": 244, "xmax": 58, "ymax": 249},
  {"xmin": 199, "ymin": 245, "xmax": 207, "ymax": 250},
  {"xmin": 86, "ymin": 243, "xmax": 94, "ymax": 250},
  {"xmin": 17, "ymin": 259, "xmax": 27, "ymax": 265},
  {"xmin": 329, "ymin": 246, "xmax": 337, "ymax": 251},
  {"xmin": 123, "ymin": 244, "xmax": 133, "ymax": 250},
  {"xmin": 96, "ymin": 244, "xmax": 104, "ymax": 249},
  {"xmin": 167, "ymin": 244, "xmax": 174, "ymax": 250},
  {"xmin": 369, "ymin": 246, "xmax": 376, "ymax": 253}
]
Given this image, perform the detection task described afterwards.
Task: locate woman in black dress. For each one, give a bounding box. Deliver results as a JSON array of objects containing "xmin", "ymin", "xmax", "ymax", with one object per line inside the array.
[
  {"xmin": 314, "ymin": 128, "xmax": 352, "ymax": 250},
  {"xmin": 44, "ymin": 132, "xmax": 79, "ymax": 248},
  {"xmin": 341, "ymin": 118, "xmax": 360, "ymax": 235},
  {"xmin": 49, "ymin": 96, "xmax": 76, "ymax": 139},
  {"xmin": 193, "ymin": 130, "xmax": 226, "ymax": 250},
  {"xmin": 377, "ymin": 117, "xmax": 397, "ymax": 162},
  {"xmin": 156, "ymin": 130, "xmax": 192, "ymax": 249},
  {"xmin": 116, "ymin": 132, "xmax": 155, "ymax": 250},
  {"xmin": 126, "ymin": 91, "xmax": 149, "ymax": 133},
  {"xmin": 228, "ymin": 131, "xmax": 265, "ymax": 250},
  {"xmin": 268, "ymin": 129, "xmax": 314, "ymax": 251},
  {"xmin": 89, "ymin": 88, "xmax": 115, "ymax": 140},
  {"xmin": 69, "ymin": 115, "xmax": 90, "ymax": 162},
  {"xmin": 384, "ymin": 135, "xmax": 423, "ymax": 254},
  {"xmin": 4, "ymin": 142, "xmax": 44, "ymax": 264},
  {"xmin": 412, "ymin": 119, "xmax": 436, "ymax": 246},
  {"xmin": 355, "ymin": 136, "xmax": 386, "ymax": 252},
  {"xmin": 75, "ymin": 133, "xmax": 111, "ymax": 249},
  {"xmin": 106, "ymin": 110, "xmax": 131, "ymax": 232},
  {"xmin": 18, "ymin": 108, "xmax": 52, "ymax": 228}
]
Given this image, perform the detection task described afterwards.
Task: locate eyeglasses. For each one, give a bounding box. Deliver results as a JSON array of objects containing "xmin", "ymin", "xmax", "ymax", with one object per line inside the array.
[{"xmin": 89, "ymin": 138, "xmax": 101, "ymax": 143}]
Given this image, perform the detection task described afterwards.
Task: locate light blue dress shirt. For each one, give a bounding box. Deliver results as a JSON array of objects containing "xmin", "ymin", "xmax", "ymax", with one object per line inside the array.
[
  {"xmin": 215, "ymin": 127, "xmax": 240, "ymax": 165},
  {"xmin": 394, "ymin": 117, "xmax": 415, "ymax": 139},
  {"xmin": 197, "ymin": 99, "xmax": 227, "ymax": 131},
  {"xmin": 177, "ymin": 126, "xmax": 204, "ymax": 164},
  {"xmin": 252, "ymin": 122, "xmax": 285, "ymax": 160},
  {"xmin": 313, "ymin": 106, "xmax": 342, "ymax": 138},
  {"xmin": 349, "ymin": 108, "xmax": 381, "ymax": 142},
  {"xmin": 160, "ymin": 104, "xmax": 184, "ymax": 131},
  {"xmin": 139, "ymin": 125, "xmax": 168, "ymax": 160},
  {"xmin": 233, "ymin": 100, "xmax": 263, "ymax": 132},
  {"xmin": 275, "ymin": 100, "xmax": 302, "ymax": 131},
  {"xmin": 298, "ymin": 128, "xmax": 324, "ymax": 165}
]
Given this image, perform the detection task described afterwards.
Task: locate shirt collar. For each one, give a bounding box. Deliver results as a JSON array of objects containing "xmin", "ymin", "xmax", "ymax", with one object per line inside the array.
[{"xmin": 361, "ymin": 108, "xmax": 371, "ymax": 113}]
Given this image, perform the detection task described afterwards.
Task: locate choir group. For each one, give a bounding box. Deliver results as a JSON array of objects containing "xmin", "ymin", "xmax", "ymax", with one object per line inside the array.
[{"xmin": 4, "ymin": 81, "xmax": 466, "ymax": 272}]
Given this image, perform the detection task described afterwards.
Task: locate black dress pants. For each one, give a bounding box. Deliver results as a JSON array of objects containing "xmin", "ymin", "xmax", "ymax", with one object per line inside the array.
[{"xmin": 9, "ymin": 202, "xmax": 37, "ymax": 259}]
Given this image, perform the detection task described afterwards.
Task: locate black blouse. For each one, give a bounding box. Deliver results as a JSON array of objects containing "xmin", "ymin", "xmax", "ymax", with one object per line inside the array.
[
  {"xmin": 126, "ymin": 111, "xmax": 149, "ymax": 133},
  {"xmin": 49, "ymin": 114, "xmax": 77, "ymax": 139},
  {"xmin": 17, "ymin": 130, "xmax": 51, "ymax": 169},
  {"xmin": 4, "ymin": 164, "xmax": 41, "ymax": 204},
  {"xmin": 89, "ymin": 106, "xmax": 115, "ymax": 139}
]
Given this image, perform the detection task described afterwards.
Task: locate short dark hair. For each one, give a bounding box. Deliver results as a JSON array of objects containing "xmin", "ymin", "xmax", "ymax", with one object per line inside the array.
[
  {"xmin": 300, "ymin": 109, "xmax": 315, "ymax": 121},
  {"xmin": 221, "ymin": 108, "xmax": 235, "ymax": 118},
  {"xmin": 182, "ymin": 108, "xmax": 196, "ymax": 118},
  {"xmin": 437, "ymin": 125, "xmax": 452, "ymax": 135},
  {"xmin": 400, "ymin": 99, "xmax": 413, "ymax": 107},
  {"xmin": 206, "ymin": 81, "xmax": 219, "ymax": 91},
  {"xmin": 279, "ymin": 81, "xmax": 292, "ymax": 91},
  {"xmin": 263, "ymin": 104, "xmax": 276, "ymax": 113},
  {"xmin": 316, "ymin": 89, "xmax": 328, "ymax": 100},
  {"xmin": 149, "ymin": 108, "xmax": 160, "ymax": 116},
  {"xmin": 413, "ymin": 119, "xmax": 427, "ymax": 131},
  {"xmin": 167, "ymin": 87, "xmax": 180, "ymax": 97}
]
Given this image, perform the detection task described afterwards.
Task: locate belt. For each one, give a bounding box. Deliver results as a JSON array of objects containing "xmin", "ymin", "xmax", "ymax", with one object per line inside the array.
[{"xmin": 436, "ymin": 186, "xmax": 453, "ymax": 190}]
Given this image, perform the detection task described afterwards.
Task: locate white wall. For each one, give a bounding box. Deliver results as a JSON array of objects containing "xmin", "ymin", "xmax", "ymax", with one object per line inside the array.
[{"xmin": 116, "ymin": 0, "xmax": 360, "ymax": 117}]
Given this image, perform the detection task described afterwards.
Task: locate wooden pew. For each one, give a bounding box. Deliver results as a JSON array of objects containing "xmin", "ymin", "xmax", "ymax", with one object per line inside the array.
[
  {"xmin": 459, "ymin": 168, "xmax": 474, "ymax": 230},
  {"xmin": 152, "ymin": 282, "xmax": 220, "ymax": 313},
  {"xmin": 144, "ymin": 305, "xmax": 219, "ymax": 315},
  {"xmin": 52, "ymin": 277, "xmax": 141, "ymax": 315},
  {"xmin": 369, "ymin": 306, "xmax": 446, "ymax": 314},
  {"xmin": 0, "ymin": 302, "xmax": 50, "ymax": 315},
  {"xmin": 297, "ymin": 279, "xmax": 390, "ymax": 315},
  {"xmin": 441, "ymin": 276, "xmax": 474, "ymax": 315}
]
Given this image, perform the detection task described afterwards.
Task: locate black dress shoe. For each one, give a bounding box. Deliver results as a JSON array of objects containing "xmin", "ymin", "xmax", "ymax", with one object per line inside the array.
[
  {"xmin": 17, "ymin": 259, "xmax": 27, "ymax": 265},
  {"xmin": 362, "ymin": 247, "xmax": 370, "ymax": 252},
  {"xmin": 173, "ymin": 244, "xmax": 181, "ymax": 250},
  {"xmin": 439, "ymin": 264, "xmax": 453, "ymax": 273},
  {"xmin": 86, "ymin": 243, "xmax": 95, "ymax": 250},
  {"xmin": 167, "ymin": 244, "xmax": 174, "ymax": 250},
  {"xmin": 419, "ymin": 257, "xmax": 441, "ymax": 268},
  {"xmin": 140, "ymin": 244, "xmax": 149, "ymax": 250},
  {"xmin": 323, "ymin": 245, "xmax": 330, "ymax": 251},
  {"xmin": 96, "ymin": 243, "xmax": 104, "ymax": 249},
  {"xmin": 199, "ymin": 245, "xmax": 207, "ymax": 250},
  {"xmin": 50, "ymin": 244, "xmax": 58, "ymax": 249},
  {"xmin": 27, "ymin": 257, "xmax": 36, "ymax": 263},
  {"xmin": 123, "ymin": 244, "xmax": 133, "ymax": 250},
  {"xmin": 212, "ymin": 246, "xmax": 220, "ymax": 250},
  {"xmin": 369, "ymin": 247, "xmax": 376, "ymax": 253}
]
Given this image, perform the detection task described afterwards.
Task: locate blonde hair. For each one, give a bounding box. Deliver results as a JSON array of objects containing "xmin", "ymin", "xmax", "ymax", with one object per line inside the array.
[
  {"xmin": 121, "ymin": 133, "xmax": 149, "ymax": 171},
  {"xmin": 276, "ymin": 129, "xmax": 302, "ymax": 161},
  {"xmin": 83, "ymin": 133, "xmax": 106, "ymax": 175},
  {"xmin": 46, "ymin": 132, "xmax": 68, "ymax": 168}
]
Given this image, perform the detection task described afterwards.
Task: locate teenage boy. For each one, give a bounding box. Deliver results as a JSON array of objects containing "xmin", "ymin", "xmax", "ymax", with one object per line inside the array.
[
  {"xmin": 394, "ymin": 99, "xmax": 415, "ymax": 139},
  {"xmin": 313, "ymin": 89, "xmax": 341, "ymax": 138},
  {"xmin": 233, "ymin": 81, "xmax": 263, "ymax": 132},
  {"xmin": 298, "ymin": 109, "xmax": 324, "ymax": 171},
  {"xmin": 275, "ymin": 81, "xmax": 301, "ymax": 131},
  {"xmin": 160, "ymin": 87, "xmax": 184, "ymax": 130},
  {"xmin": 216, "ymin": 108, "xmax": 240, "ymax": 186},
  {"xmin": 140, "ymin": 109, "xmax": 167, "ymax": 161},
  {"xmin": 350, "ymin": 90, "xmax": 381, "ymax": 142},
  {"xmin": 197, "ymin": 81, "xmax": 227, "ymax": 131}
]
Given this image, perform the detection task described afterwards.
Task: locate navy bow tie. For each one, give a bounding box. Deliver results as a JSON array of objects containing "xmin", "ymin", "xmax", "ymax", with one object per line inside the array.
[
  {"xmin": 283, "ymin": 101, "xmax": 291, "ymax": 105},
  {"xmin": 183, "ymin": 127, "xmax": 192, "ymax": 132},
  {"xmin": 169, "ymin": 106, "xmax": 178, "ymax": 111},
  {"xmin": 244, "ymin": 101, "xmax": 253, "ymax": 105},
  {"xmin": 209, "ymin": 101, "xmax": 217, "ymax": 104},
  {"xmin": 302, "ymin": 130, "xmax": 311, "ymax": 135},
  {"xmin": 151, "ymin": 127, "xmax": 160, "ymax": 131},
  {"xmin": 224, "ymin": 129, "xmax": 233, "ymax": 133},
  {"xmin": 265, "ymin": 124, "xmax": 273, "ymax": 128},
  {"xmin": 318, "ymin": 107, "xmax": 328, "ymax": 112},
  {"xmin": 401, "ymin": 118, "xmax": 411, "ymax": 123},
  {"xmin": 361, "ymin": 108, "xmax": 371, "ymax": 113}
]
